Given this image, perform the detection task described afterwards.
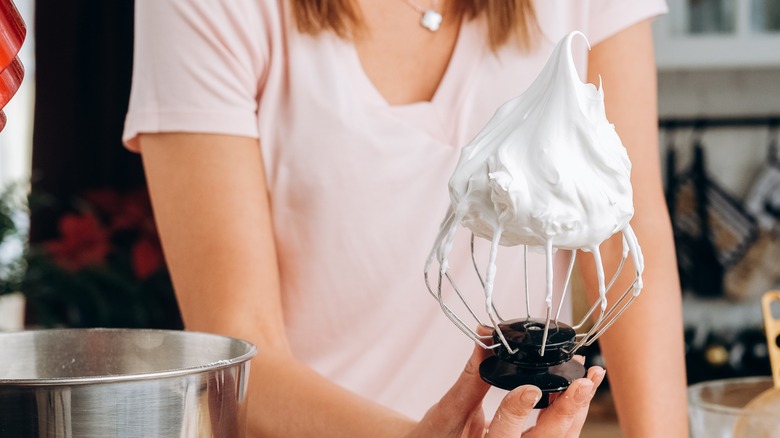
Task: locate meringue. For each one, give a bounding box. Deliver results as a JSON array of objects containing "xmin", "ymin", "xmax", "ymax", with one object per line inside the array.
[{"xmin": 427, "ymin": 31, "xmax": 644, "ymax": 328}]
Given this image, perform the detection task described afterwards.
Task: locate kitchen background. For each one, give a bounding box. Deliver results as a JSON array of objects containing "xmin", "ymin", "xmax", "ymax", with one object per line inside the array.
[
  {"xmin": 655, "ymin": 0, "xmax": 780, "ymax": 386},
  {"xmin": 0, "ymin": 0, "xmax": 779, "ymax": 433}
]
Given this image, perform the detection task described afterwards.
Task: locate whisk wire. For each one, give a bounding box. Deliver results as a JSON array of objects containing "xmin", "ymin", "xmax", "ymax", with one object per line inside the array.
[
  {"xmin": 435, "ymin": 270, "xmax": 498, "ymax": 348},
  {"xmin": 524, "ymin": 245, "xmax": 530, "ymax": 318},
  {"xmin": 569, "ymin": 279, "xmax": 639, "ymax": 352},
  {"xmin": 485, "ymin": 226, "xmax": 518, "ymax": 354},
  {"xmin": 554, "ymin": 250, "xmax": 577, "ymax": 324},
  {"xmin": 571, "ymin": 252, "xmax": 627, "ymax": 330},
  {"xmin": 426, "ymin": 208, "xmax": 643, "ymax": 359},
  {"xmin": 470, "ymin": 234, "xmax": 506, "ymax": 321}
]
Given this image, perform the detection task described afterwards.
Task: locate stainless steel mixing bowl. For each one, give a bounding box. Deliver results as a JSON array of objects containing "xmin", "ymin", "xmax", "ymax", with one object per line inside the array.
[{"xmin": 0, "ymin": 328, "xmax": 256, "ymax": 437}]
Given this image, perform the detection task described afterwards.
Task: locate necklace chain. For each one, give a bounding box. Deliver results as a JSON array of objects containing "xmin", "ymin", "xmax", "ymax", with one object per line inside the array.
[
  {"xmin": 402, "ymin": 0, "xmax": 437, "ymax": 14},
  {"xmin": 401, "ymin": 0, "xmax": 443, "ymax": 32}
]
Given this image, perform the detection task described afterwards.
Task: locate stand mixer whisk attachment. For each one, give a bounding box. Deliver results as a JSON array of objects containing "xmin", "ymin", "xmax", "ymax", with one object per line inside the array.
[
  {"xmin": 424, "ymin": 230, "xmax": 643, "ymax": 407},
  {"xmin": 422, "ymin": 31, "xmax": 645, "ymax": 408}
]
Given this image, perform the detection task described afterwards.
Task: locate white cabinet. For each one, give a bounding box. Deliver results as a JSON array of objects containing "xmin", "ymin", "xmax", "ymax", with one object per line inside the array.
[{"xmin": 654, "ymin": 0, "xmax": 780, "ymax": 69}]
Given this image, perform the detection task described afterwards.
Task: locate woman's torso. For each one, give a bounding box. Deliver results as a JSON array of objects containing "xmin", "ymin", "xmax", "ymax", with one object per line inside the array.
[
  {"xmin": 259, "ymin": 1, "xmax": 590, "ymax": 419},
  {"xmin": 124, "ymin": 0, "xmax": 666, "ymax": 420}
]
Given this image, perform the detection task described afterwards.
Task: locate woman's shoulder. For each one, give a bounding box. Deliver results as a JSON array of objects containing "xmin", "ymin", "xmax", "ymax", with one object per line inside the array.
[
  {"xmin": 125, "ymin": 0, "xmax": 290, "ymax": 149},
  {"xmin": 134, "ymin": 0, "xmax": 288, "ymax": 44},
  {"xmin": 532, "ymin": 0, "xmax": 667, "ymax": 46}
]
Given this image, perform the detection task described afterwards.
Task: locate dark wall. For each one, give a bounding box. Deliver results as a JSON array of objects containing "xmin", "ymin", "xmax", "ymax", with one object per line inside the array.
[{"xmin": 32, "ymin": 0, "xmax": 141, "ymax": 239}]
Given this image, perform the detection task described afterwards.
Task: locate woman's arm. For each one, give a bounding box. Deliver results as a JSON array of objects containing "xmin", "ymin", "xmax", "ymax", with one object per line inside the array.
[
  {"xmin": 140, "ymin": 133, "xmax": 418, "ymax": 437},
  {"xmin": 139, "ymin": 132, "xmax": 604, "ymax": 437},
  {"xmin": 582, "ymin": 20, "xmax": 689, "ymax": 437}
]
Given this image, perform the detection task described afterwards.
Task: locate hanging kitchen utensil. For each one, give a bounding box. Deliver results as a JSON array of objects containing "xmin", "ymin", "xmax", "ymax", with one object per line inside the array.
[
  {"xmin": 665, "ymin": 128, "xmax": 679, "ymax": 222},
  {"xmin": 745, "ymin": 121, "xmax": 780, "ymax": 231},
  {"xmin": 725, "ymin": 123, "xmax": 780, "ymax": 302},
  {"xmin": 668, "ymin": 132, "xmax": 759, "ymax": 298},
  {"xmin": 725, "ymin": 230, "xmax": 780, "ymax": 302}
]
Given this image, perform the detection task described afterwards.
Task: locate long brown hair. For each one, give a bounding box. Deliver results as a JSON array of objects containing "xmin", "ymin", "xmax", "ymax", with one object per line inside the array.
[{"xmin": 291, "ymin": 0, "xmax": 538, "ymax": 50}]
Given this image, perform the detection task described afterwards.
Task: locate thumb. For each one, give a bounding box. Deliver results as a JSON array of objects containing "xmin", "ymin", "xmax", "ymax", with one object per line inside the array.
[
  {"xmin": 438, "ymin": 337, "xmax": 492, "ymax": 413},
  {"xmin": 462, "ymin": 407, "xmax": 487, "ymax": 437},
  {"xmin": 417, "ymin": 341, "xmax": 492, "ymax": 436},
  {"xmin": 485, "ymin": 386, "xmax": 541, "ymax": 437}
]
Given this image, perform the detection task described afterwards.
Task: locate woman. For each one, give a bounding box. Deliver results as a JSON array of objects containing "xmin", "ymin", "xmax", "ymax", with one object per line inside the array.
[{"xmin": 124, "ymin": 0, "xmax": 687, "ymax": 436}]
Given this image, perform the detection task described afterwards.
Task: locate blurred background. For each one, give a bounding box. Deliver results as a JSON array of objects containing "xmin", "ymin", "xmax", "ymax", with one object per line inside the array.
[
  {"xmin": 0, "ymin": 0, "xmax": 181, "ymax": 331},
  {"xmin": 0, "ymin": 0, "xmax": 779, "ymax": 434},
  {"xmin": 655, "ymin": 0, "xmax": 780, "ymax": 387},
  {"xmin": 585, "ymin": 0, "xmax": 780, "ymax": 435}
]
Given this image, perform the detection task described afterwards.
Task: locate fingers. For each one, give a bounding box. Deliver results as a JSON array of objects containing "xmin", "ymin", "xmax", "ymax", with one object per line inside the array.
[
  {"xmin": 462, "ymin": 407, "xmax": 487, "ymax": 437},
  {"xmin": 563, "ymin": 366, "xmax": 606, "ymax": 438},
  {"xmin": 484, "ymin": 366, "xmax": 606, "ymax": 438},
  {"xmin": 526, "ymin": 366, "xmax": 605, "ymax": 438},
  {"xmin": 484, "ymin": 386, "xmax": 542, "ymax": 437},
  {"xmin": 476, "ymin": 325, "xmax": 493, "ymax": 338},
  {"xmin": 415, "ymin": 340, "xmax": 492, "ymax": 436},
  {"xmin": 437, "ymin": 341, "xmax": 492, "ymax": 413},
  {"xmin": 524, "ymin": 379, "xmax": 593, "ymax": 437}
]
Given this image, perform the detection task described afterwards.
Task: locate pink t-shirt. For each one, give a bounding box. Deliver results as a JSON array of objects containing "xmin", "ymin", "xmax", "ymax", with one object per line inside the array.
[{"xmin": 125, "ymin": 0, "xmax": 666, "ymax": 420}]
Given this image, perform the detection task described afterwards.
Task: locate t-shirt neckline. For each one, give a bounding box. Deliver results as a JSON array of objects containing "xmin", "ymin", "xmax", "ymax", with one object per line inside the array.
[{"xmin": 343, "ymin": 15, "xmax": 483, "ymax": 114}]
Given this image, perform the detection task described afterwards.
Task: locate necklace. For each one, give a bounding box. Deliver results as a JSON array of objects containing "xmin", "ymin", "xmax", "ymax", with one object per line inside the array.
[{"xmin": 402, "ymin": 0, "xmax": 443, "ymax": 32}]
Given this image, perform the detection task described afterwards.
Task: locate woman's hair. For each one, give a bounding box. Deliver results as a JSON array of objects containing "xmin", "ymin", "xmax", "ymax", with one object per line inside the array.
[{"xmin": 291, "ymin": 0, "xmax": 538, "ymax": 50}]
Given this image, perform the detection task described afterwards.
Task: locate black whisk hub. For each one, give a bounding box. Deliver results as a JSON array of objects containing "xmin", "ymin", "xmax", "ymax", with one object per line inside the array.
[{"xmin": 479, "ymin": 318, "xmax": 586, "ymax": 408}]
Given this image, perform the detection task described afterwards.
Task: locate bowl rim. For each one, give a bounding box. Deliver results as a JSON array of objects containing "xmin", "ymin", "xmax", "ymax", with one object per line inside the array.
[
  {"xmin": 688, "ymin": 376, "xmax": 776, "ymax": 416},
  {"xmin": 0, "ymin": 328, "xmax": 257, "ymax": 386}
]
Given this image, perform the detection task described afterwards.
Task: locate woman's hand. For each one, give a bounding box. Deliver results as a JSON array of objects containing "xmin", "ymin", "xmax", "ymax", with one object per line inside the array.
[{"xmin": 408, "ymin": 341, "xmax": 605, "ymax": 438}]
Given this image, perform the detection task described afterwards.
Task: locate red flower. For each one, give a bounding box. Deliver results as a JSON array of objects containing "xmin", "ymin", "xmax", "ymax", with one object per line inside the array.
[
  {"xmin": 84, "ymin": 188, "xmax": 156, "ymax": 234},
  {"xmin": 111, "ymin": 190, "xmax": 155, "ymax": 233},
  {"xmin": 131, "ymin": 235, "xmax": 164, "ymax": 280},
  {"xmin": 83, "ymin": 189, "xmax": 123, "ymax": 218},
  {"xmin": 45, "ymin": 212, "xmax": 111, "ymax": 271}
]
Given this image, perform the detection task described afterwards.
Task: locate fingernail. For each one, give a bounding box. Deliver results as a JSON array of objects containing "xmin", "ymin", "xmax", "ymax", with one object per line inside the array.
[
  {"xmin": 522, "ymin": 388, "xmax": 542, "ymax": 405},
  {"xmin": 574, "ymin": 380, "xmax": 594, "ymax": 403}
]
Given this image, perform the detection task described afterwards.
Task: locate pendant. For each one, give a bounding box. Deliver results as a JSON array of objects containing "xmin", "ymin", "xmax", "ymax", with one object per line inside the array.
[{"xmin": 420, "ymin": 9, "xmax": 443, "ymax": 32}]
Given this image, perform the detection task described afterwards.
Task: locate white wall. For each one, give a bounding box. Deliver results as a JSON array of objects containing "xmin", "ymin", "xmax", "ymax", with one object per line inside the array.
[{"xmin": 658, "ymin": 69, "xmax": 780, "ymax": 198}]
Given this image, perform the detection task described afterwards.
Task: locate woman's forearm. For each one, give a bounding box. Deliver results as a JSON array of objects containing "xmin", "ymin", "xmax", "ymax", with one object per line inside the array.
[
  {"xmin": 245, "ymin": 349, "xmax": 416, "ymax": 437},
  {"xmin": 139, "ymin": 133, "xmax": 416, "ymax": 437},
  {"xmin": 583, "ymin": 20, "xmax": 688, "ymax": 437},
  {"xmin": 581, "ymin": 211, "xmax": 687, "ymax": 437}
]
